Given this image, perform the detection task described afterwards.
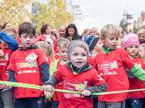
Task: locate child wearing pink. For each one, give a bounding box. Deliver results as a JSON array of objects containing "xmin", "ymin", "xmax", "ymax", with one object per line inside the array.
[{"xmin": 122, "ymin": 33, "xmax": 145, "ymax": 108}]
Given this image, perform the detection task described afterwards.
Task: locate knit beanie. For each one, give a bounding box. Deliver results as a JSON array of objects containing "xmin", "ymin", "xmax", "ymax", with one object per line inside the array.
[
  {"xmin": 68, "ymin": 40, "xmax": 89, "ymax": 58},
  {"xmin": 84, "ymin": 35, "xmax": 99, "ymax": 51},
  {"xmin": 122, "ymin": 33, "xmax": 140, "ymax": 48}
]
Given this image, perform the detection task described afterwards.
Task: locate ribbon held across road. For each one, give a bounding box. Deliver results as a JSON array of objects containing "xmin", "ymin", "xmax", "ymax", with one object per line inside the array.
[{"xmin": 0, "ymin": 81, "xmax": 145, "ymax": 96}]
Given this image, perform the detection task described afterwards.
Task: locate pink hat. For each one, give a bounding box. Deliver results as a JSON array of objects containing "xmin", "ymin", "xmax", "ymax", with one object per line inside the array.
[{"xmin": 122, "ymin": 33, "xmax": 140, "ymax": 48}]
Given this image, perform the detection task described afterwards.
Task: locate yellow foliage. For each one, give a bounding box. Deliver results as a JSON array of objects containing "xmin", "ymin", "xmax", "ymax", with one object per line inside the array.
[
  {"xmin": 0, "ymin": 0, "xmax": 31, "ymax": 26},
  {"xmin": 32, "ymin": 0, "xmax": 73, "ymax": 31},
  {"xmin": 0, "ymin": 0, "xmax": 73, "ymax": 31}
]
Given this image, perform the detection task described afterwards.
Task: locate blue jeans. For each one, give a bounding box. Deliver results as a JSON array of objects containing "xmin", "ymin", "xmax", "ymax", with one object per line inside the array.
[
  {"xmin": 125, "ymin": 98, "xmax": 143, "ymax": 108},
  {"xmin": 15, "ymin": 97, "xmax": 45, "ymax": 108},
  {"xmin": 0, "ymin": 90, "xmax": 14, "ymax": 108}
]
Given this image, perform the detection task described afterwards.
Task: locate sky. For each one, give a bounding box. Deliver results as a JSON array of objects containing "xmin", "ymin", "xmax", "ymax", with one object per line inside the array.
[
  {"xmin": 72, "ymin": 0, "xmax": 145, "ymax": 32},
  {"xmin": 38, "ymin": 0, "xmax": 145, "ymax": 33}
]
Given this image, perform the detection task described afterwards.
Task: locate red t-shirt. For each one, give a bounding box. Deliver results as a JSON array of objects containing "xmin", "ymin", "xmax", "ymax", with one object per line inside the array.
[
  {"xmin": 53, "ymin": 59, "xmax": 66, "ymax": 101},
  {"xmin": 0, "ymin": 48, "xmax": 12, "ymax": 81},
  {"xmin": 127, "ymin": 57, "xmax": 145, "ymax": 99},
  {"xmin": 54, "ymin": 64, "xmax": 105, "ymax": 108},
  {"xmin": 8, "ymin": 48, "xmax": 47, "ymax": 98},
  {"xmin": 94, "ymin": 48, "xmax": 136, "ymax": 102},
  {"xmin": 88, "ymin": 56, "xmax": 95, "ymax": 66}
]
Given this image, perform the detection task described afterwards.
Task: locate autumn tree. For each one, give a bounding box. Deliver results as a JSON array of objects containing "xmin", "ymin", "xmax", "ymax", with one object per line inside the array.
[
  {"xmin": 32, "ymin": 0, "xmax": 73, "ymax": 30},
  {"xmin": 0, "ymin": 0, "xmax": 73, "ymax": 30},
  {"xmin": 0, "ymin": 0, "xmax": 31, "ymax": 26}
]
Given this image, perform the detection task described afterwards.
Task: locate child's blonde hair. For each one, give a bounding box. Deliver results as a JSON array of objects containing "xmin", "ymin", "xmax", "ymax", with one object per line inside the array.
[
  {"xmin": 137, "ymin": 27, "xmax": 145, "ymax": 35},
  {"xmin": 140, "ymin": 43, "xmax": 145, "ymax": 50},
  {"xmin": 2, "ymin": 28, "xmax": 17, "ymax": 38},
  {"xmin": 89, "ymin": 27, "xmax": 100, "ymax": 35},
  {"xmin": 101, "ymin": 24, "xmax": 121, "ymax": 38},
  {"xmin": 81, "ymin": 28, "xmax": 90, "ymax": 36},
  {"xmin": 36, "ymin": 41, "xmax": 55, "ymax": 61},
  {"xmin": 36, "ymin": 41, "xmax": 49, "ymax": 53},
  {"xmin": 58, "ymin": 37, "xmax": 70, "ymax": 50}
]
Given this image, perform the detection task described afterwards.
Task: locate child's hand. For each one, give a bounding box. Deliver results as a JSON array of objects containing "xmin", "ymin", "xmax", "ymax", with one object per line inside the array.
[
  {"xmin": 2, "ymin": 85, "xmax": 12, "ymax": 92},
  {"xmin": 42, "ymin": 85, "xmax": 54, "ymax": 99},
  {"xmin": 42, "ymin": 85, "xmax": 54, "ymax": 92},
  {"xmin": 82, "ymin": 89, "xmax": 91, "ymax": 96}
]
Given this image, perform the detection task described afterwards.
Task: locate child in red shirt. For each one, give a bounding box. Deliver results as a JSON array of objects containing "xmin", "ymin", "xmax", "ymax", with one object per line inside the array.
[
  {"xmin": 0, "ymin": 31, "xmax": 18, "ymax": 108},
  {"xmin": 49, "ymin": 38, "xmax": 70, "ymax": 107},
  {"xmin": 7, "ymin": 22, "xmax": 49, "ymax": 108},
  {"xmin": 94, "ymin": 24, "xmax": 145, "ymax": 108},
  {"xmin": 122, "ymin": 33, "xmax": 145, "ymax": 108},
  {"xmin": 43, "ymin": 40, "xmax": 107, "ymax": 108}
]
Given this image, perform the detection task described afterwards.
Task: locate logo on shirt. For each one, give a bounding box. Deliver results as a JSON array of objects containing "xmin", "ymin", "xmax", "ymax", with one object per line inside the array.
[
  {"xmin": 16, "ymin": 53, "xmax": 38, "ymax": 69},
  {"xmin": 25, "ymin": 53, "xmax": 38, "ymax": 64},
  {"xmin": 98, "ymin": 60, "xmax": 118, "ymax": 76},
  {"xmin": 63, "ymin": 81, "xmax": 88, "ymax": 99}
]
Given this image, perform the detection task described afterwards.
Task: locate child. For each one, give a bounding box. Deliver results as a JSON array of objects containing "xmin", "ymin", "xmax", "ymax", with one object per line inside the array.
[
  {"xmin": 36, "ymin": 41, "xmax": 56, "ymax": 108},
  {"xmin": 7, "ymin": 22, "xmax": 49, "ymax": 108},
  {"xmin": 35, "ymin": 41, "xmax": 55, "ymax": 65},
  {"xmin": 81, "ymin": 28, "xmax": 90, "ymax": 41},
  {"xmin": 84, "ymin": 35, "xmax": 102, "ymax": 58},
  {"xmin": 0, "ymin": 32, "xmax": 18, "ymax": 108},
  {"xmin": 50, "ymin": 38, "xmax": 70, "ymax": 107},
  {"xmin": 2, "ymin": 28, "xmax": 17, "ymax": 39},
  {"xmin": 122, "ymin": 33, "xmax": 145, "ymax": 108},
  {"xmin": 49, "ymin": 38, "xmax": 70, "ymax": 77},
  {"xmin": 89, "ymin": 27, "xmax": 100, "ymax": 36},
  {"xmin": 84, "ymin": 35, "xmax": 103, "ymax": 108},
  {"xmin": 139, "ymin": 43, "xmax": 145, "ymax": 62},
  {"xmin": 137, "ymin": 27, "xmax": 145, "ymax": 44},
  {"xmin": 43, "ymin": 40, "xmax": 107, "ymax": 108},
  {"xmin": 139, "ymin": 43, "xmax": 145, "ymax": 108},
  {"xmin": 93, "ymin": 24, "xmax": 145, "ymax": 108},
  {"xmin": 57, "ymin": 26, "xmax": 66, "ymax": 38}
]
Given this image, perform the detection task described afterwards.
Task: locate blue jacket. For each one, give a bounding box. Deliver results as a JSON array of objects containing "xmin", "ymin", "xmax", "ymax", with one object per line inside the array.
[{"xmin": 0, "ymin": 32, "xmax": 18, "ymax": 51}]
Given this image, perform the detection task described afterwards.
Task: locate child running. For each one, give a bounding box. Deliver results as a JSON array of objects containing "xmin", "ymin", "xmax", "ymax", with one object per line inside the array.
[
  {"xmin": 7, "ymin": 22, "xmax": 49, "ymax": 108},
  {"xmin": 122, "ymin": 33, "xmax": 145, "ymax": 108},
  {"xmin": 93, "ymin": 24, "xmax": 145, "ymax": 108},
  {"xmin": 43, "ymin": 40, "xmax": 107, "ymax": 108}
]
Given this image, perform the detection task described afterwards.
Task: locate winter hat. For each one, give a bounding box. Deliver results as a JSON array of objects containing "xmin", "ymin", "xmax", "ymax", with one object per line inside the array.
[
  {"xmin": 84, "ymin": 35, "xmax": 99, "ymax": 51},
  {"xmin": 122, "ymin": 33, "xmax": 140, "ymax": 48},
  {"xmin": 68, "ymin": 40, "xmax": 89, "ymax": 57}
]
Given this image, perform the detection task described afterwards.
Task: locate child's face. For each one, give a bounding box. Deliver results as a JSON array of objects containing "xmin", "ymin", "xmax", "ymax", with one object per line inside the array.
[
  {"xmin": 139, "ymin": 46, "xmax": 145, "ymax": 58},
  {"xmin": 70, "ymin": 46, "xmax": 87, "ymax": 68},
  {"xmin": 59, "ymin": 28, "xmax": 65, "ymax": 37},
  {"xmin": 59, "ymin": 47, "xmax": 68, "ymax": 61},
  {"xmin": 103, "ymin": 35, "xmax": 119, "ymax": 50},
  {"xmin": 45, "ymin": 26, "xmax": 51, "ymax": 35},
  {"xmin": 138, "ymin": 33, "xmax": 145, "ymax": 43},
  {"xmin": 90, "ymin": 29, "xmax": 98, "ymax": 36},
  {"xmin": 126, "ymin": 44, "xmax": 139, "ymax": 57},
  {"xmin": 21, "ymin": 33, "xmax": 35, "ymax": 48}
]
